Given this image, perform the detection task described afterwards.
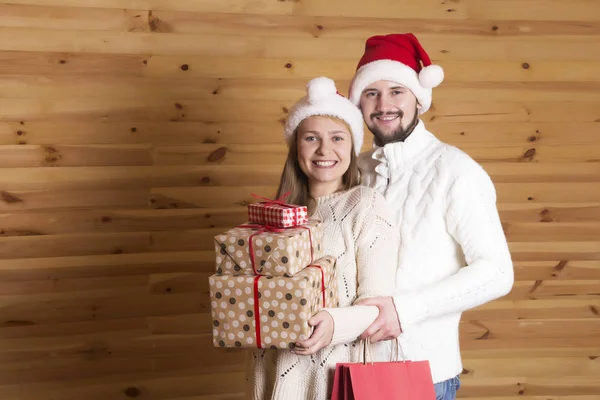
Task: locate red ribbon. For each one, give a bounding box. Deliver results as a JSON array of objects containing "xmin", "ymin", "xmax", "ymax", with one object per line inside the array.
[
  {"xmin": 251, "ymin": 191, "xmax": 301, "ymax": 226},
  {"xmin": 253, "ymin": 276, "xmax": 263, "ymax": 348},
  {"xmin": 307, "ymin": 264, "xmax": 327, "ymax": 307},
  {"xmin": 238, "ymin": 224, "xmax": 286, "ymax": 275},
  {"xmin": 238, "ymin": 223, "xmax": 314, "ymax": 275},
  {"xmin": 253, "ymin": 264, "xmax": 327, "ymax": 349}
]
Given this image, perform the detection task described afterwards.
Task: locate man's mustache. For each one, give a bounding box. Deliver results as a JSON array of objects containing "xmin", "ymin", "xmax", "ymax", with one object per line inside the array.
[{"xmin": 370, "ymin": 111, "xmax": 403, "ymax": 120}]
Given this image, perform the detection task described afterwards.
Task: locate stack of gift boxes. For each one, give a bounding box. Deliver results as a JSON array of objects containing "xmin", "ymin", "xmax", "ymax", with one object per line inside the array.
[{"xmin": 209, "ymin": 198, "xmax": 339, "ymax": 349}]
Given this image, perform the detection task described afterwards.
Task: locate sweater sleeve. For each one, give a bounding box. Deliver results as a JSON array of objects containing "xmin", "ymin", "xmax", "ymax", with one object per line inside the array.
[
  {"xmin": 325, "ymin": 189, "xmax": 399, "ymax": 345},
  {"xmin": 393, "ymin": 161, "xmax": 514, "ymax": 327}
]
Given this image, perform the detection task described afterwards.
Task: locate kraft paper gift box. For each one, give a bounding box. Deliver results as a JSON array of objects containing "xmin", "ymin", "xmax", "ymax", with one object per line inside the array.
[
  {"xmin": 247, "ymin": 201, "xmax": 308, "ymax": 228},
  {"xmin": 214, "ymin": 219, "xmax": 323, "ymax": 277},
  {"xmin": 209, "ymin": 256, "xmax": 338, "ymax": 349}
]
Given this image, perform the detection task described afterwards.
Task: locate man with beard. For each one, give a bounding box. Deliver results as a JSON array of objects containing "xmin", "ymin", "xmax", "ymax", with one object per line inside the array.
[{"xmin": 349, "ymin": 33, "xmax": 515, "ymax": 399}]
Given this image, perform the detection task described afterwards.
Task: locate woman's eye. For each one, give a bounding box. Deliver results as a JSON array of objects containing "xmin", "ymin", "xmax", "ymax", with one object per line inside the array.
[
  {"xmin": 304, "ymin": 136, "xmax": 317, "ymax": 142},
  {"xmin": 332, "ymin": 136, "xmax": 344, "ymax": 142}
]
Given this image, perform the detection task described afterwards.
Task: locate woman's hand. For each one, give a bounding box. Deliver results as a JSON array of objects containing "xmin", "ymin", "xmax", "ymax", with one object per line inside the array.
[{"xmin": 293, "ymin": 311, "xmax": 334, "ymax": 355}]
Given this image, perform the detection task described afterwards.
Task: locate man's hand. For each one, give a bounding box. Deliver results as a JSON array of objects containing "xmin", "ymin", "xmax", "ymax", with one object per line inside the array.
[
  {"xmin": 356, "ymin": 297, "xmax": 402, "ymax": 343},
  {"xmin": 293, "ymin": 311, "xmax": 334, "ymax": 355}
]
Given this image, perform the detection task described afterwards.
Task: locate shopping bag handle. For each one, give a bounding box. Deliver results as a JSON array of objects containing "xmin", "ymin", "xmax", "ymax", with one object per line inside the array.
[{"xmin": 360, "ymin": 337, "xmax": 406, "ymax": 364}]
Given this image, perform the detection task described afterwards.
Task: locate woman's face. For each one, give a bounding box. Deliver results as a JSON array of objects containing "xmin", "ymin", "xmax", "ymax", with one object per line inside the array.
[{"xmin": 296, "ymin": 116, "xmax": 353, "ymax": 193}]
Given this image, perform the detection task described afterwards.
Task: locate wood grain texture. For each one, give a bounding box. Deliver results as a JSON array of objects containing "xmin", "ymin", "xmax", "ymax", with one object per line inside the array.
[{"xmin": 0, "ymin": 0, "xmax": 598, "ymax": 398}]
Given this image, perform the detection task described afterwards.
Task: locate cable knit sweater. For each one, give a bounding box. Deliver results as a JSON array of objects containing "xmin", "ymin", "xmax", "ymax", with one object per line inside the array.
[
  {"xmin": 246, "ymin": 186, "xmax": 399, "ymax": 400},
  {"xmin": 358, "ymin": 120, "xmax": 514, "ymax": 384}
]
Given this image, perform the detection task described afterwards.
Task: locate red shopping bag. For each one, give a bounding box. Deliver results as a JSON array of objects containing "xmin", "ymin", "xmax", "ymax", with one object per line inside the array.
[{"xmin": 331, "ymin": 340, "xmax": 436, "ymax": 400}]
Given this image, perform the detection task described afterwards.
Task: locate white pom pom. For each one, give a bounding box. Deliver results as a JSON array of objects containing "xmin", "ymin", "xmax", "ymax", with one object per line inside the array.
[
  {"xmin": 307, "ymin": 77, "xmax": 337, "ymax": 103},
  {"xmin": 419, "ymin": 64, "xmax": 444, "ymax": 89}
]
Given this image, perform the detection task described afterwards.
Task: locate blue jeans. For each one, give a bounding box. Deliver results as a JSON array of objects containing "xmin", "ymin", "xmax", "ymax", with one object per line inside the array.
[{"xmin": 434, "ymin": 376, "xmax": 460, "ymax": 400}]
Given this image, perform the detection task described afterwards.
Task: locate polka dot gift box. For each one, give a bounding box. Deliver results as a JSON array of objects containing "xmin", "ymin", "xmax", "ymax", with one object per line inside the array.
[
  {"xmin": 214, "ymin": 218, "xmax": 324, "ymax": 277},
  {"xmin": 209, "ymin": 255, "xmax": 338, "ymax": 349}
]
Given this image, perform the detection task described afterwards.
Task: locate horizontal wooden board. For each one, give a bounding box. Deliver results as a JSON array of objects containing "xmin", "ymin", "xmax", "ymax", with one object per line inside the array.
[
  {"xmin": 513, "ymin": 261, "xmax": 600, "ymax": 281},
  {"xmin": 463, "ymin": 299, "xmax": 600, "ymax": 320},
  {"xmin": 0, "ymin": 208, "xmax": 246, "ymax": 234},
  {"xmin": 509, "ymin": 242, "xmax": 600, "ymax": 262},
  {"xmin": 0, "ymin": 0, "xmax": 463, "ymax": 19},
  {"xmin": 4, "ymin": 5, "xmax": 598, "ymax": 38},
  {"xmin": 0, "ymin": 251, "xmax": 213, "ymax": 281},
  {"xmin": 499, "ymin": 203, "xmax": 600, "ymax": 223},
  {"xmin": 0, "ymin": 166, "xmax": 281, "ymax": 190},
  {"xmin": 0, "ymin": 163, "xmax": 599, "ymax": 191},
  {"xmin": 0, "ymin": 144, "xmax": 153, "ymax": 167},
  {"xmin": 1, "ymin": 97, "xmax": 598, "ymax": 123},
  {"xmin": 148, "ymin": 186, "xmax": 277, "ymax": 209},
  {"xmin": 1, "ymin": 121, "xmax": 598, "ymax": 146},
  {"xmin": 468, "ymin": 0, "xmax": 600, "ymax": 21},
  {"xmin": 3, "ymin": 74, "xmax": 600, "ymax": 104},
  {"xmin": 0, "ymin": 232, "xmax": 151, "ymax": 259},
  {"xmin": 2, "ymin": 27, "xmax": 600, "ymax": 61},
  {"xmin": 0, "ymin": 50, "xmax": 144, "ymax": 76},
  {"xmin": 0, "ymin": 188, "xmax": 149, "ymax": 211}
]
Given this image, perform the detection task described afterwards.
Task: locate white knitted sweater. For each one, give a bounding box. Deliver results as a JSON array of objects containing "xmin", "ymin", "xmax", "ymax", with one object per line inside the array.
[
  {"xmin": 358, "ymin": 120, "xmax": 515, "ymax": 384},
  {"xmin": 246, "ymin": 186, "xmax": 399, "ymax": 400}
]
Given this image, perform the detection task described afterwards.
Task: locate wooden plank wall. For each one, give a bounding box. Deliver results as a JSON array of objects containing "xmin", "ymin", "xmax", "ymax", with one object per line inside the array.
[{"xmin": 0, "ymin": 1, "xmax": 599, "ymax": 399}]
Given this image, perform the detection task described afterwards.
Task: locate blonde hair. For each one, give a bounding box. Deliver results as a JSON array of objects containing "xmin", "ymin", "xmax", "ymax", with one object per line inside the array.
[{"xmin": 275, "ymin": 116, "xmax": 360, "ymax": 213}]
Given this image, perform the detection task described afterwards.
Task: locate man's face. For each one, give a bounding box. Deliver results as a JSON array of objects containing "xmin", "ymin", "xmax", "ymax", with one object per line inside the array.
[{"xmin": 359, "ymin": 80, "xmax": 422, "ymax": 146}]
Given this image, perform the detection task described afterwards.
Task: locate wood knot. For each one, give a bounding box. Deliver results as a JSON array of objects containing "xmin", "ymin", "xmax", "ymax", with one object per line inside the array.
[
  {"xmin": 1, "ymin": 191, "xmax": 23, "ymax": 203},
  {"xmin": 284, "ymin": 63, "xmax": 292, "ymax": 69},
  {"xmin": 207, "ymin": 147, "xmax": 227, "ymax": 162},
  {"xmin": 131, "ymin": 127, "xmax": 137, "ymax": 133},
  {"xmin": 59, "ymin": 60, "xmax": 66, "ymax": 64},
  {"xmin": 522, "ymin": 148, "xmax": 536, "ymax": 161},
  {"xmin": 539, "ymin": 209, "xmax": 553, "ymax": 222},
  {"xmin": 180, "ymin": 64, "xmax": 189, "ymax": 71},
  {"xmin": 174, "ymin": 103, "xmax": 183, "ymax": 110},
  {"xmin": 476, "ymin": 330, "xmax": 490, "ymax": 340},
  {"xmin": 201, "ymin": 177, "xmax": 211, "ymax": 184},
  {"xmin": 101, "ymin": 216, "xmax": 112, "ymax": 223},
  {"xmin": 124, "ymin": 387, "xmax": 141, "ymax": 398},
  {"xmin": 521, "ymin": 62, "xmax": 530, "ymax": 70},
  {"xmin": 316, "ymin": 24, "xmax": 324, "ymax": 30},
  {"xmin": 491, "ymin": 25, "xmax": 499, "ymax": 31}
]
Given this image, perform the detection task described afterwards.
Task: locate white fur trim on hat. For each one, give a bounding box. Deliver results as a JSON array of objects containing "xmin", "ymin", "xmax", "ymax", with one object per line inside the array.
[
  {"xmin": 348, "ymin": 59, "xmax": 433, "ymax": 114},
  {"xmin": 284, "ymin": 77, "xmax": 364, "ymax": 155}
]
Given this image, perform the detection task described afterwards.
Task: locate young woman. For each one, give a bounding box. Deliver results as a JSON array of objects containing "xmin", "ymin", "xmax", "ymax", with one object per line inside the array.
[{"xmin": 247, "ymin": 77, "xmax": 399, "ymax": 400}]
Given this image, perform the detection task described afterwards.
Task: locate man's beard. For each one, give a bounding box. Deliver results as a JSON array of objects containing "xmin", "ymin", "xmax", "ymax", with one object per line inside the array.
[{"xmin": 368, "ymin": 107, "xmax": 419, "ymax": 147}]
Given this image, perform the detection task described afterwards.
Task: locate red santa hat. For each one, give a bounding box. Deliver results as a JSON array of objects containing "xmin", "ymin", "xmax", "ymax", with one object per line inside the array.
[
  {"xmin": 284, "ymin": 77, "xmax": 364, "ymax": 155},
  {"xmin": 348, "ymin": 33, "xmax": 444, "ymax": 114}
]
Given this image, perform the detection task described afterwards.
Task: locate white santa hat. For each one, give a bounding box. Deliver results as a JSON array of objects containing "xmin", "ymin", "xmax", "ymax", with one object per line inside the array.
[
  {"xmin": 348, "ymin": 33, "xmax": 444, "ymax": 114},
  {"xmin": 284, "ymin": 77, "xmax": 364, "ymax": 155}
]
